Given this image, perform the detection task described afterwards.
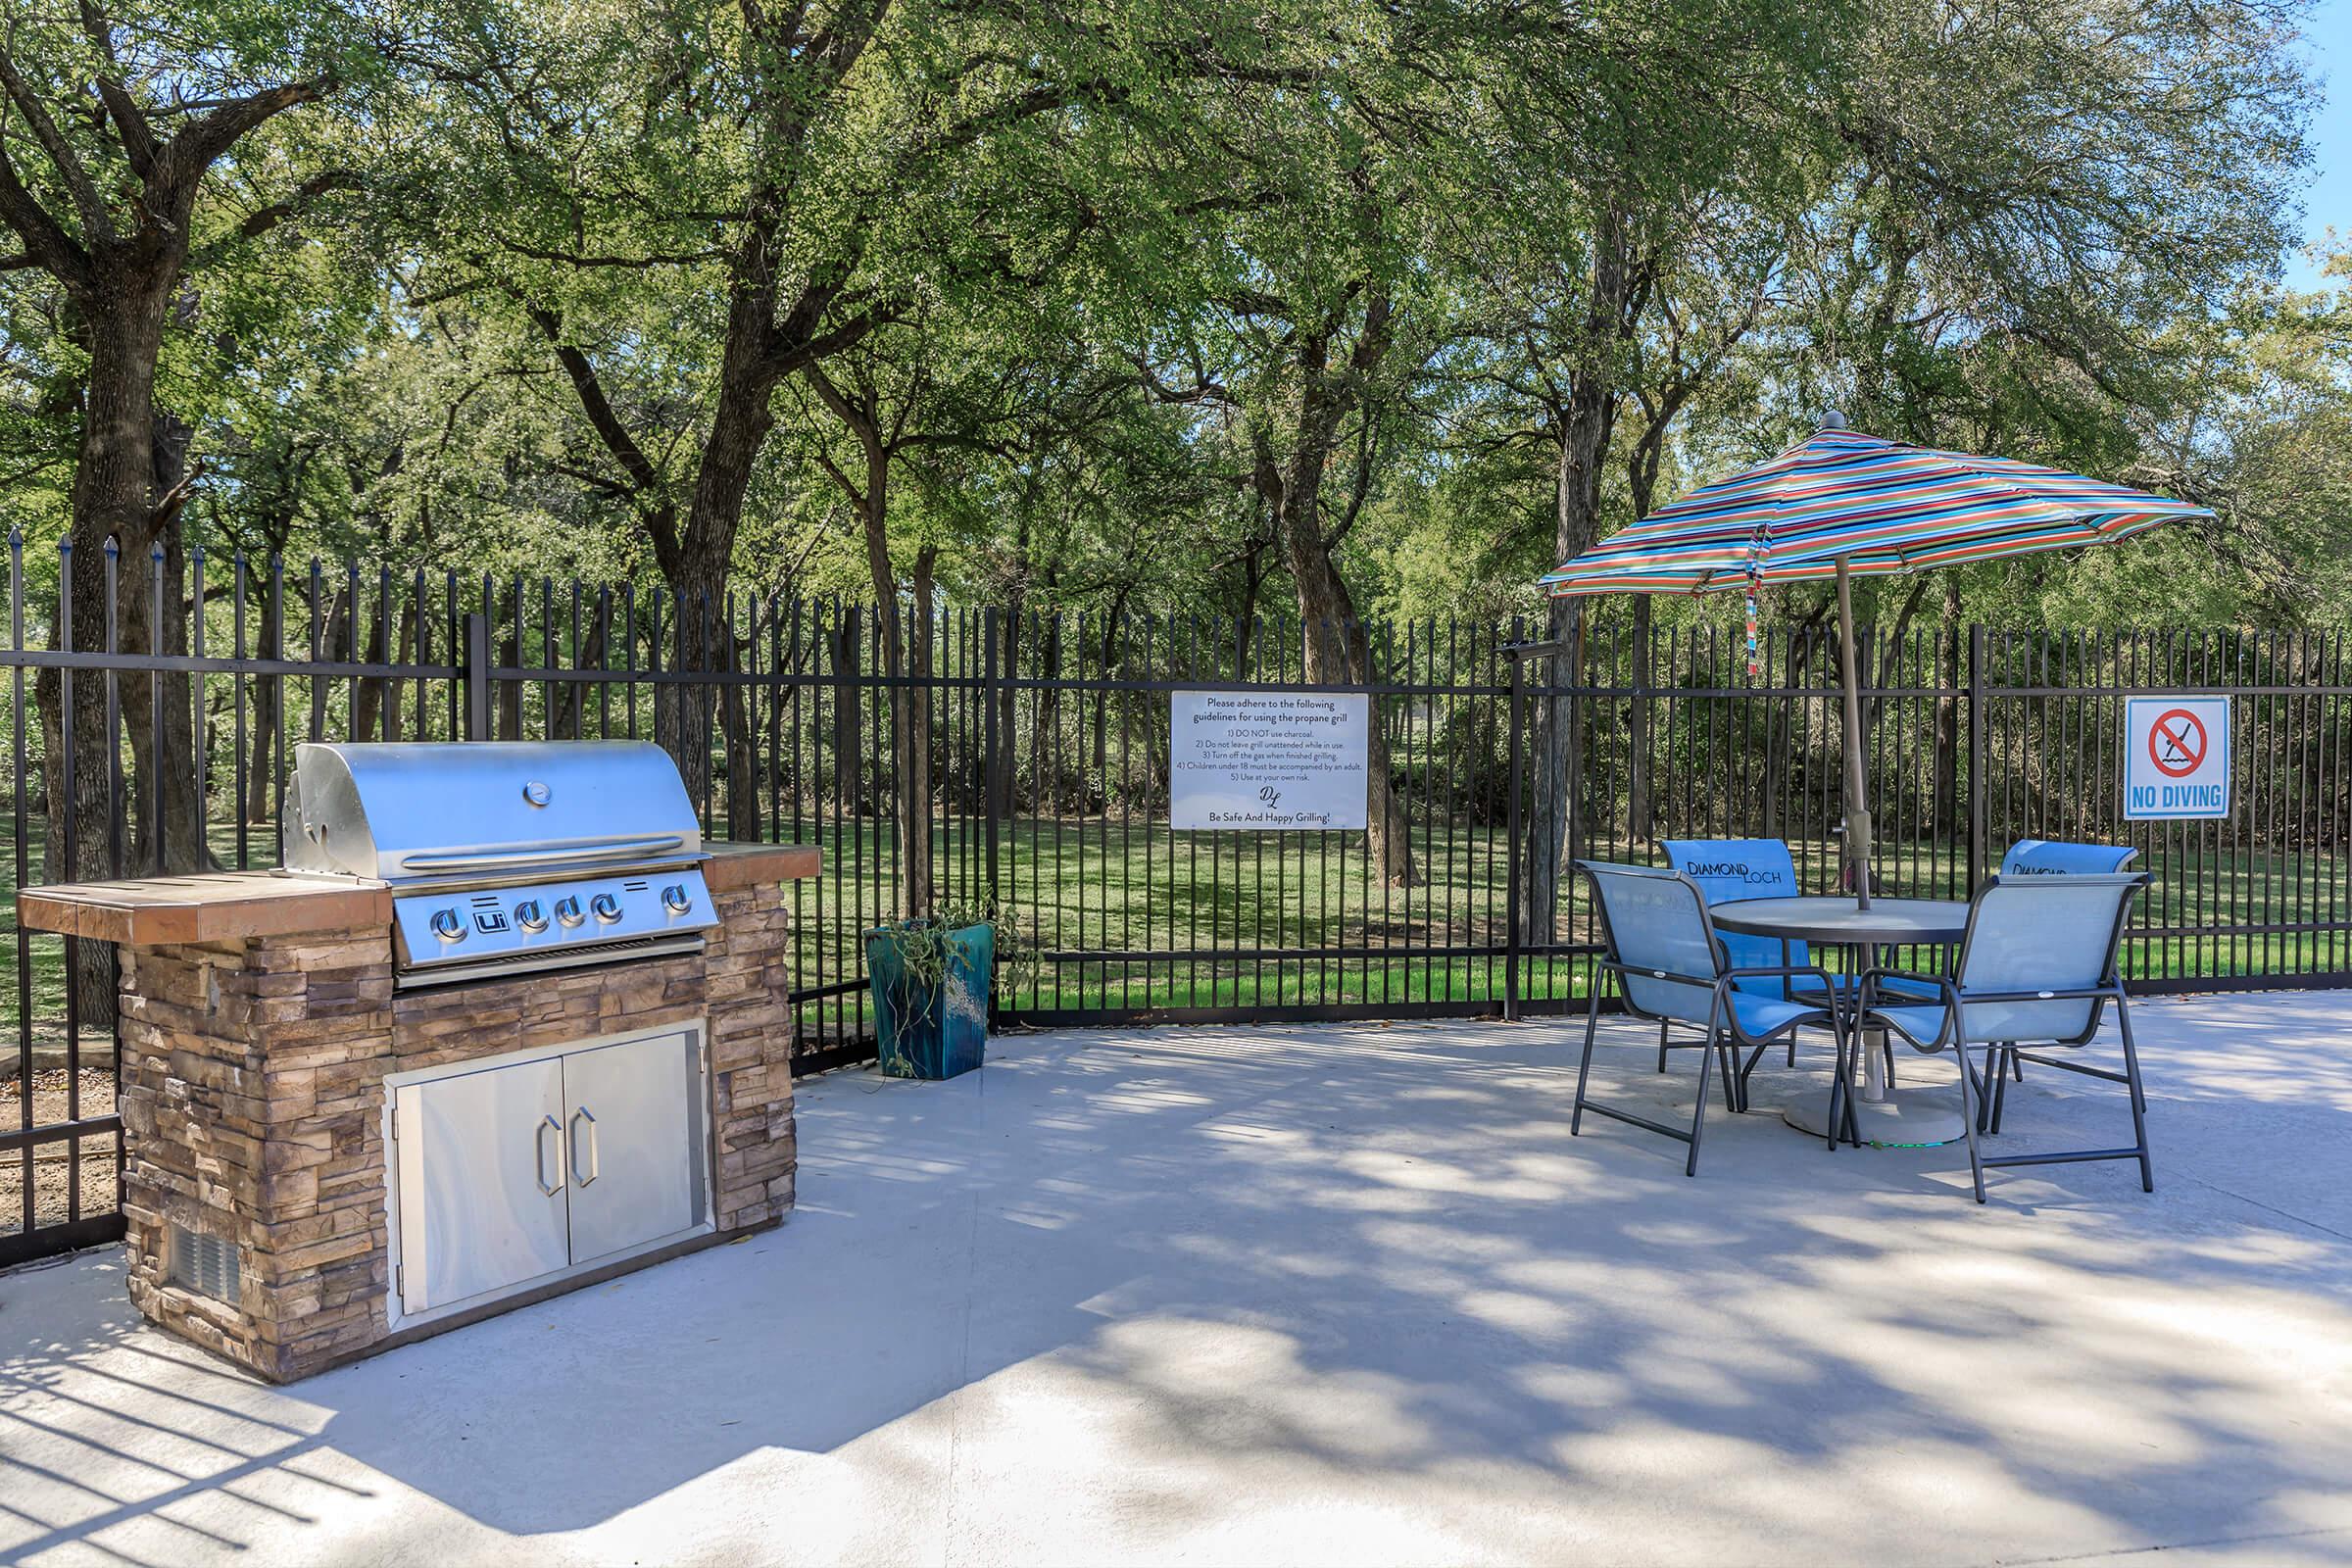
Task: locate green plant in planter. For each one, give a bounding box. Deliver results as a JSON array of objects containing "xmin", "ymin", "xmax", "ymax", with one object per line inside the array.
[{"xmin": 866, "ymin": 904, "xmax": 1025, "ymax": 1080}]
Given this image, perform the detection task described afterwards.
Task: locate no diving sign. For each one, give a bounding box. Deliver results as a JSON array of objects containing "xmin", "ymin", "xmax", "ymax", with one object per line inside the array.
[{"xmin": 2124, "ymin": 696, "xmax": 2230, "ymax": 819}]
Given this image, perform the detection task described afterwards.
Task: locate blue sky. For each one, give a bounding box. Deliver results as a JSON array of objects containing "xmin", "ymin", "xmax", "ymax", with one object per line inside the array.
[{"xmin": 2287, "ymin": 0, "xmax": 2352, "ymax": 286}]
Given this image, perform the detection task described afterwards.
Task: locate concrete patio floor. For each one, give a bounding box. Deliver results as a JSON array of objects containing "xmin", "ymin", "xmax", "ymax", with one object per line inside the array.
[{"xmin": 4, "ymin": 992, "xmax": 2350, "ymax": 1567}]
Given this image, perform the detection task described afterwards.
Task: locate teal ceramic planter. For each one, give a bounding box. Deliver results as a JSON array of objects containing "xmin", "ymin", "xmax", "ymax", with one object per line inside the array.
[{"xmin": 866, "ymin": 921, "xmax": 994, "ymax": 1080}]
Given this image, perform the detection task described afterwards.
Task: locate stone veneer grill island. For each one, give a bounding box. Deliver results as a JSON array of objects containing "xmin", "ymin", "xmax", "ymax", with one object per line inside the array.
[{"xmin": 21, "ymin": 832, "xmax": 817, "ymax": 1384}]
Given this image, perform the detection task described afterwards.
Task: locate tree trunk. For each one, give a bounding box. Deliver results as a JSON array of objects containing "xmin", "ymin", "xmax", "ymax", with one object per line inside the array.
[
  {"xmin": 1520, "ymin": 596, "xmax": 1581, "ymax": 945},
  {"xmin": 1933, "ymin": 578, "xmax": 1962, "ymax": 836},
  {"xmin": 36, "ymin": 303, "xmax": 171, "ymax": 1026},
  {"xmin": 547, "ymin": 601, "xmax": 604, "ymax": 740},
  {"xmin": 830, "ymin": 607, "xmax": 864, "ymax": 814},
  {"xmin": 904, "ymin": 547, "xmax": 939, "ymax": 913},
  {"xmin": 1092, "ymin": 585, "xmax": 1130, "ymax": 775},
  {"xmin": 713, "ymin": 597, "xmax": 762, "ymax": 843},
  {"xmin": 648, "ymin": 307, "xmax": 778, "ymax": 816},
  {"xmin": 1520, "ymin": 409, "xmax": 1615, "ymax": 943},
  {"xmin": 1262, "ymin": 311, "xmax": 1414, "ymax": 889},
  {"xmin": 388, "ymin": 598, "xmax": 416, "ymax": 741},
  {"xmin": 1232, "ymin": 520, "xmax": 1269, "ymax": 669},
  {"xmin": 1519, "ymin": 212, "xmax": 1628, "ymax": 944},
  {"xmin": 355, "ymin": 577, "xmax": 389, "ymax": 741},
  {"xmin": 495, "ymin": 591, "xmax": 523, "ymax": 741},
  {"xmin": 661, "ymin": 544, "xmax": 738, "ymax": 833},
  {"xmin": 246, "ymin": 577, "xmax": 283, "ymax": 823},
  {"xmin": 844, "ymin": 432, "xmax": 931, "ymax": 917},
  {"xmin": 991, "ymin": 593, "xmax": 1020, "ymax": 826}
]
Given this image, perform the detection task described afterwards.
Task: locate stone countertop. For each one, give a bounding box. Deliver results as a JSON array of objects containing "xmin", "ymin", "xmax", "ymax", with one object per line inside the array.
[
  {"xmin": 17, "ymin": 871, "xmax": 393, "ymax": 947},
  {"xmin": 700, "ymin": 842, "xmax": 823, "ymax": 892},
  {"xmin": 19, "ymin": 844, "xmax": 821, "ymax": 946}
]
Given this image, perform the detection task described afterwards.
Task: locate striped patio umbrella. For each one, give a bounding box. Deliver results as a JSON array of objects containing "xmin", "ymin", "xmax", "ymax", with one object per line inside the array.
[{"xmin": 1542, "ymin": 415, "xmax": 2214, "ymax": 906}]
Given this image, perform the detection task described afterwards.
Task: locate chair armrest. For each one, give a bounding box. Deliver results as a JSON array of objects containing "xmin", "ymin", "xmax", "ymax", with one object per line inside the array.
[
  {"xmin": 1856, "ymin": 966, "xmax": 1959, "ymax": 1009},
  {"xmin": 1722, "ymin": 963, "xmax": 1838, "ymax": 991},
  {"xmin": 1595, "ymin": 957, "xmax": 1721, "ymax": 992},
  {"xmin": 1854, "ymin": 967, "xmax": 1959, "ymax": 1049},
  {"xmin": 1927, "ymin": 984, "xmax": 2122, "ymax": 1005}
]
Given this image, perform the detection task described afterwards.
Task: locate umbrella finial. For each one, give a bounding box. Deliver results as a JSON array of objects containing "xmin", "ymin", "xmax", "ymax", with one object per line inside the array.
[{"xmin": 1818, "ymin": 408, "xmax": 1848, "ymax": 432}]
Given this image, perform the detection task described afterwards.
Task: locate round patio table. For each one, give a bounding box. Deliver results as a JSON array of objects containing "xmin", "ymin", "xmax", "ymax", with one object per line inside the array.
[{"xmin": 1710, "ymin": 896, "xmax": 1971, "ymax": 1148}]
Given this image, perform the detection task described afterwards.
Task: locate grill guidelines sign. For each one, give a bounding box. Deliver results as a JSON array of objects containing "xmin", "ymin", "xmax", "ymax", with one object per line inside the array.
[
  {"xmin": 2122, "ymin": 695, "xmax": 2231, "ymax": 819},
  {"xmin": 1170, "ymin": 691, "xmax": 1369, "ymax": 830}
]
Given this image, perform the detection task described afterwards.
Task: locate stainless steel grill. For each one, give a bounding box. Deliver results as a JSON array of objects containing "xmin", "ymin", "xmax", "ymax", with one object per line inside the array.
[{"xmin": 281, "ymin": 740, "xmax": 717, "ymax": 989}]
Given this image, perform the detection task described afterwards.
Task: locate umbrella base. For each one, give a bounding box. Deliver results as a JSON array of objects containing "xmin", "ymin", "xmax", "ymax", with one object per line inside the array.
[{"xmin": 1782, "ymin": 1093, "xmax": 1967, "ymax": 1148}]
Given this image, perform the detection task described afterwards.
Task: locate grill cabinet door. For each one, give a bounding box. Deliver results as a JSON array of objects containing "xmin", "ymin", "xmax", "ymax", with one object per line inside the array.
[
  {"xmin": 393, "ymin": 1056, "xmax": 570, "ymax": 1316},
  {"xmin": 561, "ymin": 1030, "xmax": 705, "ymax": 1266}
]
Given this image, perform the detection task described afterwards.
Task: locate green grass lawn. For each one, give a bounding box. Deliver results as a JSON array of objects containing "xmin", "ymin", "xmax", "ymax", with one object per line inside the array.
[
  {"xmin": 7, "ymin": 808, "xmax": 2345, "ymax": 1053},
  {"xmin": 776, "ymin": 815, "xmax": 2352, "ymax": 1032}
]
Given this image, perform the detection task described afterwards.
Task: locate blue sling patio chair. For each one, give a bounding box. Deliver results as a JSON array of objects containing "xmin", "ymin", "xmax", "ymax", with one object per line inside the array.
[
  {"xmin": 1990, "ymin": 840, "xmax": 2141, "ymax": 1087},
  {"xmin": 1855, "ymin": 871, "xmax": 2152, "ymax": 1204},
  {"xmin": 1572, "ymin": 861, "xmax": 1842, "ymax": 1176},
  {"xmin": 1657, "ymin": 839, "xmax": 1808, "ymax": 1072},
  {"xmin": 1660, "ymin": 837, "xmax": 1933, "ymax": 1076},
  {"xmin": 2001, "ymin": 839, "xmax": 2140, "ymax": 877}
]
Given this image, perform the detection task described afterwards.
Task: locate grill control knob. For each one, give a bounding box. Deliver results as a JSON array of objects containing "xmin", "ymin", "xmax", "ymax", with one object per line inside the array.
[
  {"xmin": 590, "ymin": 893, "xmax": 623, "ymax": 924},
  {"xmin": 428, "ymin": 908, "xmax": 466, "ymax": 943},
  {"xmin": 661, "ymin": 883, "xmax": 693, "ymax": 915},
  {"xmin": 553, "ymin": 896, "xmax": 584, "ymax": 928},
  {"xmin": 514, "ymin": 899, "xmax": 548, "ymax": 933}
]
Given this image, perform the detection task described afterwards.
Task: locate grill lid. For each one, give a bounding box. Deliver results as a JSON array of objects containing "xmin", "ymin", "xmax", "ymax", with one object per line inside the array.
[{"xmin": 282, "ymin": 741, "xmax": 703, "ymax": 883}]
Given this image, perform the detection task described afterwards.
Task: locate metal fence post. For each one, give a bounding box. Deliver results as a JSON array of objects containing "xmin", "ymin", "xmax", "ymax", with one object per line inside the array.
[
  {"xmin": 1505, "ymin": 648, "xmax": 1525, "ymax": 1022},
  {"xmin": 981, "ymin": 607, "xmax": 1003, "ymax": 1029},
  {"xmin": 464, "ymin": 611, "xmax": 492, "ymax": 741},
  {"xmin": 1967, "ymin": 622, "xmax": 1986, "ymax": 890},
  {"xmin": 982, "ymin": 607, "xmax": 1003, "ymax": 906},
  {"xmin": 1629, "ymin": 599, "xmax": 1651, "ymax": 846}
]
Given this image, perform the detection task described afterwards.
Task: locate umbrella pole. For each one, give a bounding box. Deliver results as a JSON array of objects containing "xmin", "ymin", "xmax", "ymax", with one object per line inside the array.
[{"xmin": 1835, "ymin": 554, "xmax": 1872, "ymax": 908}]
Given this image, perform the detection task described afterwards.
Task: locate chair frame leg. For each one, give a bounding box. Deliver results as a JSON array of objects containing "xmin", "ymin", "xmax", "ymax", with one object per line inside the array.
[
  {"xmin": 1977, "ymin": 995, "xmax": 2157, "ymax": 1193},
  {"xmin": 2116, "ymin": 998, "xmax": 2154, "ymax": 1193},
  {"xmin": 1738, "ymin": 1042, "xmax": 1770, "ymax": 1112},
  {"xmin": 1687, "ymin": 1025, "xmax": 1717, "ymax": 1177},
  {"xmin": 1572, "ymin": 981, "xmax": 1604, "ymax": 1137},
  {"xmin": 1825, "ymin": 1006, "xmax": 1863, "ymax": 1152},
  {"xmin": 1656, "ymin": 1019, "xmax": 1670, "ymax": 1074},
  {"xmin": 1950, "ymin": 1034, "xmax": 1987, "ymax": 1203}
]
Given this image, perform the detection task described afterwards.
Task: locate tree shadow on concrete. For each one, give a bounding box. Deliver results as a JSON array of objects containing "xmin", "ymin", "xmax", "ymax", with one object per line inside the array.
[{"xmin": 4, "ymin": 994, "xmax": 2351, "ymax": 1563}]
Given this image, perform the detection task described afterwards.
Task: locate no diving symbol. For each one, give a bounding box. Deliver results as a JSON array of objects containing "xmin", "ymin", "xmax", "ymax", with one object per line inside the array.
[{"xmin": 2148, "ymin": 708, "xmax": 2207, "ymax": 778}]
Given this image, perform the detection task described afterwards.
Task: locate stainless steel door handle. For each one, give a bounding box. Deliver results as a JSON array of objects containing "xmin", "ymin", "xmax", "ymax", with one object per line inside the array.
[
  {"xmin": 534, "ymin": 1113, "xmax": 564, "ymax": 1196},
  {"xmin": 568, "ymin": 1106, "xmax": 599, "ymax": 1186}
]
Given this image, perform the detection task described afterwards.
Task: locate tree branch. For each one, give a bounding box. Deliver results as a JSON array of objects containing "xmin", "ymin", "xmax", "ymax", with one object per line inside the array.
[
  {"xmin": 0, "ymin": 135, "xmax": 89, "ymax": 285},
  {"xmin": 517, "ymin": 299, "xmax": 673, "ymax": 519},
  {"xmin": 493, "ymin": 234, "xmax": 724, "ymax": 270},
  {"xmin": 76, "ymin": 0, "xmax": 157, "ymax": 179},
  {"xmin": 165, "ymin": 76, "xmax": 335, "ymax": 186},
  {"xmin": 0, "ymin": 39, "xmax": 115, "ymax": 244},
  {"xmin": 237, "ymin": 169, "xmax": 357, "ymax": 240},
  {"xmin": 764, "ymin": 303, "xmax": 887, "ymax": 381},
  {"xmin": 189, "ymin": 169, "xmax": 357, "ymax": 268}
]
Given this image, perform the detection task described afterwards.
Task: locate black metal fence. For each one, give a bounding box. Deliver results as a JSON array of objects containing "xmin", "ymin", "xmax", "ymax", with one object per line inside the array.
[{"xmin": 5, "ymin": 535, "xmax": 2349, "ymax": 1263}]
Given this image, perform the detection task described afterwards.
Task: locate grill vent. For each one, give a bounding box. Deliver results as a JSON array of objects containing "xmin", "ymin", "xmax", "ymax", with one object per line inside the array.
[{"xmin": 170, "ymin": 1225, "xmax": 241, "ymax": 1303}]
